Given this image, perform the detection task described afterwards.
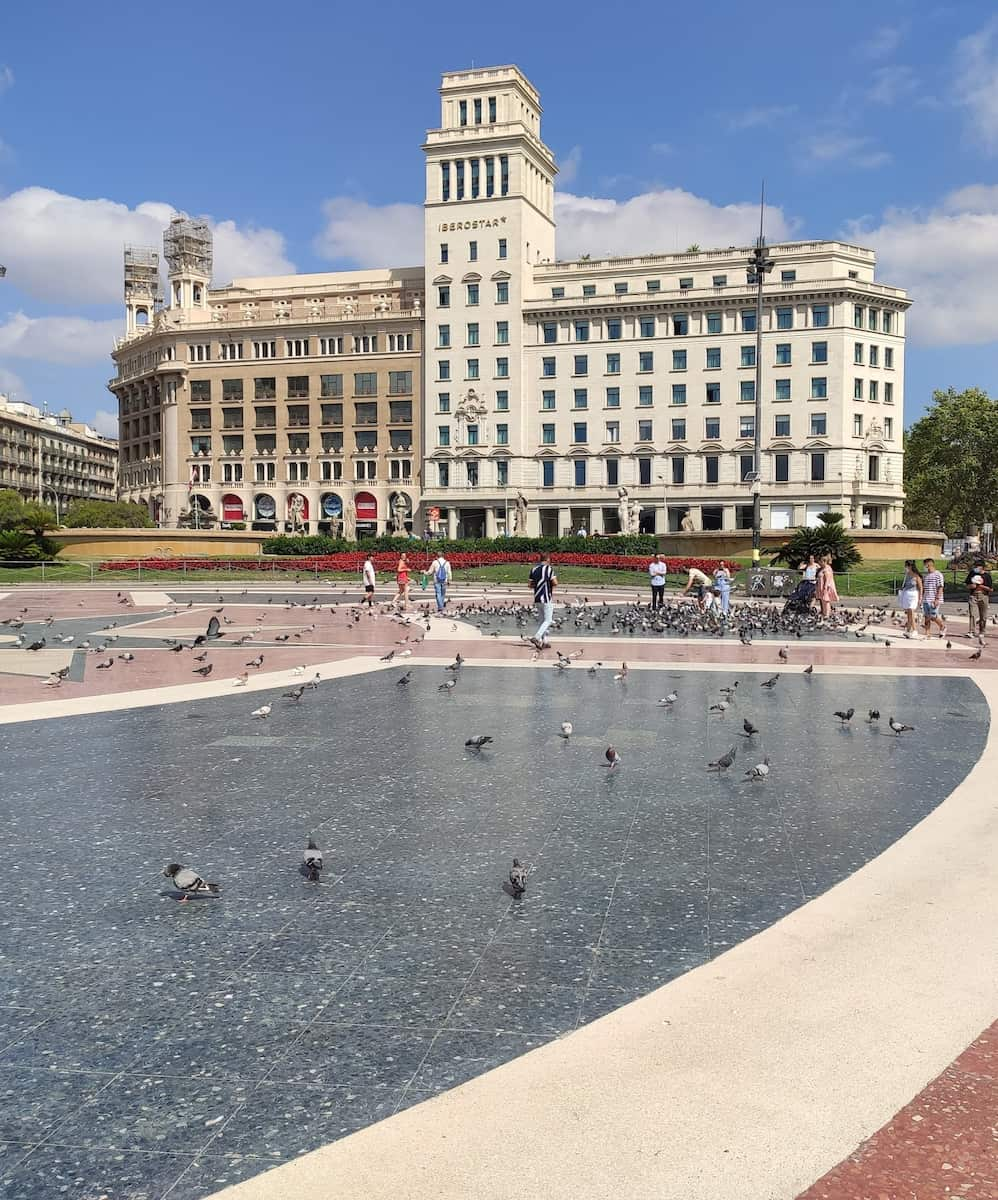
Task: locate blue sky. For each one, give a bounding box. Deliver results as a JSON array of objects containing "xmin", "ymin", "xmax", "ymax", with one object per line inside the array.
[{"xmin": 1, "ymin": 0, "xmax": 997, "ymax": 434}]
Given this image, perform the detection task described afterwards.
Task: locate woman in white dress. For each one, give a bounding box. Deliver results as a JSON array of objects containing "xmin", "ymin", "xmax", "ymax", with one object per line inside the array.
[{"xmin": 897, "ymin": 559, "xmax": 923, "ymax": 637}]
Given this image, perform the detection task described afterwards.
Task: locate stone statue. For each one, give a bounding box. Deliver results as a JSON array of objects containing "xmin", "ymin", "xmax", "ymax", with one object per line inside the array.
[
  {"xmin": 514, "ymin": 491, "xmax": 528, "ymax": 535},
  {"xmin": 376, "ymin": 296, "xmax": 390, "ymax": 314},
  {"xmin": 617, "ymin": 487, "xmax": 631, "ymax": 534},
  {"xmin": 343, "ymin": 498, "xmax": 357, "ymax": 540},
  {"xmin": 289, "ymin": 493, "xmax": 306, "ymax": 532},
  {"xmin": 328, "ymin": 515, "xmax": 342, "ymax": 539},
  {"xmin": 308, "ymin": 301, "xmax": 323, "ymax": 318},
  {"xmin": 392, "ymin": 494, "xmax": 408, "ymax": 535},
  {"xmin": 681, "ymin": 511, "xmax": 695, "ymax": 533},
  {"xmin": 628, "ymin": 499, "xmax": 640, "ymax": 534}
]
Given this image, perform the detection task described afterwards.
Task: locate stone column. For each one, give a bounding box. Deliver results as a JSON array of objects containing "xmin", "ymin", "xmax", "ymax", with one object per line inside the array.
[
  {"xmin": 485, "ymin": 507, "xmax": 497, "ymax": 538},
  {"xmin": 447, "ymin": 508, "xmax": 459, "ymax": 539},
  {"xmin": 558, "ymin": 507, "xmax": 571, "ymax": 537}
]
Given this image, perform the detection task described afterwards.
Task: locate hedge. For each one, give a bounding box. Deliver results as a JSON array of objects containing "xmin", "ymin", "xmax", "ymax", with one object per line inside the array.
[{"xmin": 262, "ymin": 533, "xmax": 659, "ymax": 557}]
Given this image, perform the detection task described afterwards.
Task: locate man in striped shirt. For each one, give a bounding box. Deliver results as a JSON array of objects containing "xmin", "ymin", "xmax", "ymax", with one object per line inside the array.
[
  {"xmin": 921, "ymin": 557, "xmax": 946, "ymax": 638},
  {"xmin": 529, "ymin": 552, "xmax": 557, "ymax": 649}
]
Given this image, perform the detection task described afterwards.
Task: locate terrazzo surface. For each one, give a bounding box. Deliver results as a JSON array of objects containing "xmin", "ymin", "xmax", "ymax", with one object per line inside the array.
[{"xmin": 0, "ymin": 662, "xmax": 988, "ymax": 1200}]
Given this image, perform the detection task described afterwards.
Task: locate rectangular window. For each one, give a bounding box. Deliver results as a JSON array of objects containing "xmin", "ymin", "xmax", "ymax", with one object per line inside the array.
[
  {"xmin": 781, "ymin": 269, "xmax": 797, "ymax": 282},
  {"xmin": 469, "ymin": 239, "xmax": 478, "ymax": 261},
  {"xmin": 254, "ymin": 406, "xmax": 276, "ymax": 428},
  {"xmin": 440, "ymin": 243, "xmax": 449, "ymax": 263},
  {"xmin": 639, "ymin": 317, "xmax": 655, "ymax": 338},
  {"xmin": 485, "ymin": 156, "xmax": 495, "ymax": 197},
  {"xmin": 855, "ymin": 342, "xmax": 864, "ymax": 364},
  {"xmin": 496, "ymin": 321, "xmax": 509, "ymax": 344},
  {"xmin": 466, "ymin": 424, "xmax": 479, "ymax": 446},
  {"xmin": 854, "ymin": 413, "xmax": 864, "ymax": 436},
  {"xmin": 321, "ymin": 403, "xmax": 343, "ymax": 425},
  {"xmin": 810, "ymin": 412, "xmax": 827, "ymax": 437},
  {"xmin": 575, "ymin": 320, "xmax": 590, "ymax": 342},
  {"xmin": 705, "ymin": 382, "xmax": 721, "ymax": 404},
  {"xmin": 286, "ymin": 337, "xmax": 310, "ymax": 357},
  {"xmin": 500, "ymin": 154, "xmax": 509, "ymax": 196},
  {"xmin": 541, "ymin": 390, "xmax": 556, "ymax": 410},
  {"xmin": 467, "ymin": 358, "xmax": 479, "ymax": 380},
  {"xmin": 637, "ymin": 419, "xmax": 653, "ymax": 441},
  {"xmin": 386, "ymin": 370, "xmax": 411, "ymax": 396},
  {"xmin": 438, "ymin": 325, "xmax": 451, "ymax": 349},
  {"xmin": 673, "ymin": 314, "xmax": 689, "ymax": 335},
  {"xmin": 606, "ymin": 353, "xmax": 620, "ymax": 374},
  {"xmin": 190, "ymin": 380, "xmax": 211, "ymax": 403},
  {"xmin": 740, "ymin": 380, "xmax": 756, "ymax": 402},
  {"xmin": 614, "ymin": 281, "xmax": 628, "ymax": 295},
  {"xmin": 435, "ymin": 461, "xmax": 449, "ymax": 487},
  {"xmin": 869, "ymin": 345, "xmax": 879, "ymax": 367},
  {"xmin": 542, "ymin": 321, "xmax": 557, "ymax": 344},
  {"xmin": 319, "ymin": 335, "xmax": 343, "ymax": 355},
  {"xmin": 583, "ymin": 283, "xmax": 596, "ymax": 296},
  {"xmin": 287, "ymin": 376, "xmax": 309, "ymax": 399},
  {"xmin": 774, "ymin": 413, "xmax": 791, "ymax": 437},
  {"xmin": 705, "ymin": 455, "xmax": 719, "ymax": 484},
  {"xmin": 496, "ymin": 281, "xmax": 509, "ymax": 303},
  {"xmin": 551, "ymin": 286, "xmax": 564, "ymax": 299},
  {"xmin": 253, "ymin": 340, "xmax": 276, "ymax": 360},
  {"xmin": 466, "ymin": 322, "xmax": 479, "ymax": 346},
  {"xmin": 574, "ymin": 354, "xmax": 588, "ymax": 375},
  {"xmin": 811, "ymin": 452, "xmax": 826, "ymax": 482},
  {"xmin": 188, "ymin": 343, "xmax": 211, "ymax": 362},
  {"xmin": 353, "ymin": 401, "xmax": 377, "ymax": 425},
  {"xmin": 811, "ymin": 377, "xmax": 828, "ymax": 399},
  {"xmin": 739, "ymin": 415, "xmax": 755, "ymax": 439},
  {"xmin": 607, "ymin": 318, "xmax": 622, "ymax": 340},
  {"xmin": 438, "ymin": 392, "xmax": 450, "ymax": 413},
  {"xmin": 639, "ymin": 457, "xmax": 652, "ymax": 485},
  {"xmin": 498, "ymin": 237, "xmax": 507, "ymax": 259},
  {"xmin": 606, "ymin": 387, "xmax": 620, "ymax": 408},
  {"xmin": 740, "ymin": 344, "xmax": 756, "ymax": 367},
  {"xmin": 441, "ymin": 162, "xmax": 450, "ymax": 201},
  {"xmin": 854, "ymin": 378, "xmax": 864, "ymax": 400},
  {"xmin": 496, "ymin": 357, "xmax": 509, "ymax": 378},
  {"xmin": 671, "ymin": 383, "xmax": 687, "ymax": 406},
  {"xmin": 712, "ymin": 274, "xmax": 727, "ymax": 287},
  {"xmin": 869, "ymin": 379, "xmax": 878, "ymax": 402},
  {"xmin": 573, "ymin": 421, "xmax": 588, "ymax": 443},
  {"xmin": 636, "ymin": 385, "xmax": 652, "ymax": 407},
  {"xmin": 672, "ymin": 349, "xmax": 687, "ymax": 370},
  {"xmin": 775, "ymin": 378, "xmax": 791, "ymax": 400},
  {"xmin": 884, "ymin": 416, "xmax": 893, "ymax": 439},
  {"xmin": 740, "ymin": 453, "xmax": 755, "ymax": 481},
  {"xmin": 606, "ymin": 458, "xmax": 620, "ymax": 486},
  {"xmin": 882, "ymin": 311, "xmax": 893, "ymax": 333},
  {"xmin": 351, "ymin": 334, "xmax": 378, "ymax": 354},
  {"xmin": 353, "ymin": 372, "xmax": 376, "ymax": 396},
  {"xmin": 868, "ymin": 454, "xmax": 880, "ymax": 482},
  {"xmin": 542, "ymin": 357, "xmax": 556, "ymax": 377},
  {"xmin": 647, "ymin": 279, "xmax": 661, "ymax": 292},
  {"xmin": 811, "ymin": 304, "xmax": 829, "ymax": 327},
  {"xmin": 639, "ymin": 351, "xmax": 654, "ymax": 372},
  {"xmin": 868, "ymin": 309, "xmax": 879, "ymax": 331},
  {"xmin": 854, "ymin": 304, "xmax": 865, "ymax": 328},
  {"xmin": 776, "ymin": 306, "xmax": 793, "ymax": 329},
  {"xmin": 775, "ymin": 453, "xmax": 789, "ymax": 482},
  {"xmin": 775, "ymin": 343, "xmax": 791, "ymax": 365},
  {"xmin": 679, "ymin": 277, "xmax": 693, "ymax": 291},
  {"xmin": 811, "ymin": 341, "xmax": 828, "ymax": 364},
  {"xmin": 671, "ymin": 455, "xmax": 685, "ymax": 484},
  {"xmin": 605, "ymin": 420, "xmax": 620, "ymax": 442},
  {"xmin": 542, "ymin": 460, "xmax": 555, "ymax": 487},
  {"xmin": 706, "ymin": 347, "xmax": 721, "ymax": 369},
  {"xmin": 574, "ymin": 459, "xmax": 587, "ymax": 486},
  {"xmin": 438, "ymin": 360, "xmax": 451, "ymax": 381},
  {"xmin": 467, "ymin": 283, "xmax": 479, "ymax": 306},
  {"xmin": 496, "ymin": 390, "xmax": 509, "ymax": 411},
  {"xmin": 438, "ymin": 285, "xmax": 450, "ymax": 308},
  {"xmin": 574, "ymin": 388, "xmax": 588, "ymax": 409},
  {"xmin": 320, "ymin": 374, "xmax": 343, "ymax": 398},
  {"xmin": 671, "ymin": 418, "xmax": 686, "ymax": 440},
  {"xmin": 219, "ymin": 341, "xmax": 244, "ymax": 361},
  {"xmin": 456, "ymin": 160, "xmax": 465, "ymax": 199},
  {"xmin": 705, "ymin": 417, "xmax": 721, "ymax": 440},
  {"xmin": 741, "ymin": 309, "xmax": 757, "ymax": 332},
  {"xmin": 496, "ymin": 459, "xmax": 508, "ymax": 486},
  {"xmin": 706, "ymin": 312, "xmax": 722, "ymax": 334},
  {"xmin": 459, "ymin": 100, "xmax": 467, "ymax": 126},
  {"xmin": 287, "ymin": 404, "xmax": 310, "ymax": 427},
  {"xmin": 884, "ymin": 381, "xmax": 894, "ymax": 403}
]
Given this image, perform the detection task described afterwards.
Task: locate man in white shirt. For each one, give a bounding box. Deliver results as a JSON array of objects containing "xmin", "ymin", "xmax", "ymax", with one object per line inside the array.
[
  {"xmin": 648, "ymin": 554, "xmax": 667, "ymax": 609},
  {"xmin": 681, "ymin": 566, "xmax": 712, "ymax": 609},
  {"xmin": 362, "ymin": 554, "xmax": 376, "ymax": 607},
  {"xmin": 428, "ymin": 551, "xmax": 452, "ymax": 613}
]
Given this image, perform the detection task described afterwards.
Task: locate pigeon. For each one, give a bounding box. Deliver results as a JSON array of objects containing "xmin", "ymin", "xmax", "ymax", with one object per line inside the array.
[
  {"xmin": 945, "ymin": 640, "xmax": 953, "ymax": 650},
  {"xmin": 26, "ymin": 639, "xmax": 45, "ymax": 652},
  {"xmin": 251, "ymin": 704, "xmax": 272, "ymax": 719},
  {"xmin": 379, "ymin": 650, "xmax": 396, "ymax": 662},
  {"xmin": 396, "ymin": 671, "xmax": 412, "ymax": 687},
  {"xmin": 834, "ymin": 707, "xmax": 855, "ymax": 725},
  {"xmin": 246, "ymin": 655, "xmax": 264, "ymax": 668},
  {"xmin": 613, "ymin": 663, "xmax": 628, "ymax": 681},
  {"xmin": 888, "ymin": 716, "xmax": 914, "ymax": 737},
  {"xmin": 803, "ymin": 664, "xmax": 814, "ymax": 675},
  {"xmin": 163, "ymin": 863, "xmax": 219, "ymax": 901},
  {"xmin": 465, "ymin": 734, "xmax": 493, "ymax": 750},
  {"xmin": 605, "ymin": 745, "xmax": 621, "ymax": 769},
  {"xmin": 194, "ymin": 651, "xmax": 208, "ymax": 662},
  {"xmin": 204, "ymin": 615, "xmax": 224, "ymax": 641},
  {"xmin": 741, "ymin": 718, "xmax": 759, "ymax": 738},
  {"xmin": 760, "ymin": 674, "xmax": 780, "ymax": 689},
  {"xmin": 587, "ymin": 662, "xmax": 603, "ymax": 675},
  {"xmin": 303, "ymin": 837, "xmax": 323, "ymax": 882},
  {"xmin": 446, "ymin": 654, "xmax": 464, "ymax": 672},
  {"xmin": 291, "ymin": 665, "xmax": 306, "ymax": 676},
  {"xmin": 709, "ymin": 700, "xmax": 729, "ymax": 714},
  {"xmin": 283, "ymin": 685, "xmax": 305, "ymax": 701},
  {"xmin": 659, "ymin": 690, "xmax": 678, "ymax": 707},
  {"xmin": 43, "ymin": 673, "xmax": 63, "ymax": 687},
  {"xmin": 168, "ymin": 643, "xmax": 184, "ymax": 653},
  {"xmin": 58, "ymin": 635, "xmax": 74, "ymax": 644},
  {"xmin": 95, "ymin": 658, "xmax": 113, "ymax": 670},
  {"xmin": 969, "ymin": 647, "xmax": 983, "ymax": 661},
  {"xmin": 193, "ymin": 664, "xmax": 213, "ymax": 677},
  {"xmin": 778, "ymin": 646, "xmax": 789, "ymax": 662},
  {"xmin": 708, "ymin": 746, "xmax": 737, "ymax": 772},
  {"xmin": 509, "ymin": 858, "xmax": 527, "ymax": 897},
  {"xmin": 275, "ymin": 634, "xmax": 290, "ymax": 643},
  {"xmin": 233, "ymin": 672, "xmax": 249, "ymax": 687},
  {"xmin": 559, "ymin": 721, "xmax": 573, "ymax": 739},
  {"xmin": 719, "ymin": 683, "xmax": 738, "ymax": 698},
  {"xmin": 438, "ymin": 679, "xmax": 456, "ymax": 694},
  {"xmin": 745, "ymin": 757, "xmax": 771, "ymax": 781},
  {"xmin": 867, "ymin": 709, "xmax": 880, "ymax": 723},
  {"xmin": 307, "ymin": 672, "xmax": 321, "ymax": 690},
  {"xmin": 117, "ymin": 652, "xmax": 135, "ymax": 662}
]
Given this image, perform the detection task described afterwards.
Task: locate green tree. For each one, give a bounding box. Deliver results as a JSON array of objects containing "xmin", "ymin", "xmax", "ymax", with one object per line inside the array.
[
  {"xmin": 903, "ymin": 387, "xmax": 998, "ymax": 533},
  {"xmin": 0, "ymin": 489, "xmax": 27, "ymax": 530},
  {"xmin": 770, "ymin": 511, "xmax": 862, "ymax": 573},
  {"xmin": 63, "ymin": 499, "xmax": 154, "ymax": 529},
  {"xmin": 0, "ymin": 490, "xmax": 59, "ymax": 561}
]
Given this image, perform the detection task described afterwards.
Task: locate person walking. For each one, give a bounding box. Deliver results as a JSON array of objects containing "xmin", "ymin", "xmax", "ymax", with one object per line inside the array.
[
  {"xmin": 529, "ymin": 551, "xmax": 557, "ymax": 649},
  {"xmin": 898, "ymin": 559, "xmax": 923, "ymax": 638},
  {"xmin": 921, "ymin": 557, "xmax": 947, "ymax": 638},
  {"xmin": 362, "ymin": 553, "xmax": 376, "ymax": 608},
  {"xmin": 964, "ymin": 559, "xmax": 993, "ymax": 639},
  {"xmin": 394, "ymin": 552, "xmax": 411, "ymax": 611},
  {"xmin": 427, "ymin": 550, "xmax": 452, "ymax": 614},
  {"xmin": 713, "ymin": 562, "xmax": 732, "ymax": 617},
  {"xmin": 648, "ymin": 554, "xmax": 667, "ymax": 610},
  {"xmin": 815, "ymin": 553, "xmax": 839, "ymax": 619}
]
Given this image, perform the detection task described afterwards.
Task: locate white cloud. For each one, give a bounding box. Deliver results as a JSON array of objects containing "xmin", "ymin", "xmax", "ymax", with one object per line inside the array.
[
  {"xmin": 866, "ymin": 64, "xmax": 918, "ymax": 104},
  {"xmin": 0, "ymin": 365, "xmax": 28, "ymax": 402},
  {"xmin": 90, "ymin": 409, "xmax": 118, "ymax": 438},
  {"xmin": 557, "ymin": 145, "xmax": 583, "ymax": 186},
  {"xmin": 313, "ymin": 197, "xmax": 424, "ymax": 267},
  {"xmin": 848, "ymin": 185, "xmax": 998, "ymax": 345},
  {"xmin": 859, "ymin": 25, "xmax": 904, "ymax": 60},
  {"xmin": 955, "ymin": 20, "xmax": 998, "ymax": 152},
  {"xmin": 0, "ymin": 65, "xmax": 13, "ymax": 94},
  {"xmin": 727, "ymin": 105, "xmax": 797, "ymax": 131},
  {"xmin": 0, "ymin": 312, "xmax": 121, "ymax": 364},
  {"xmin": 803, "ymin": 132, "xmax": 891, "ymax": 168},
  {"xmin": 0, "ymin": 187, "xmax": 294, "ymax": 305}
]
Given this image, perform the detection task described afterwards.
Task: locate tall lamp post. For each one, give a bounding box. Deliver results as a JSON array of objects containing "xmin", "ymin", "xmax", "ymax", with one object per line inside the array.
[{"xmin": 747, "ymin": 215, "xmax": 774, "ymax": 567}]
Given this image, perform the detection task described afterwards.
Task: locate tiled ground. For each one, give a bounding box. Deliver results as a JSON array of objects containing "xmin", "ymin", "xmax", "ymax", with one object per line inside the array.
[{"xmin": 0, "ymin": 651, "xmax": 988, "ymax": 1200}]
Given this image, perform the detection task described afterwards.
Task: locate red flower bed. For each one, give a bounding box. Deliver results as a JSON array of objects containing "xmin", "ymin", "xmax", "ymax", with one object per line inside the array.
[{"xmin": 98, "ymin": 553, "xmax": 734, "ymax": 575}]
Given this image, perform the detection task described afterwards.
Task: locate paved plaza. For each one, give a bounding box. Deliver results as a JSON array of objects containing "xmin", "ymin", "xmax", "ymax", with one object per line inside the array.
[{"xmin": 0, "ymin": 585, "xmax": 994, "ymax": 1200}]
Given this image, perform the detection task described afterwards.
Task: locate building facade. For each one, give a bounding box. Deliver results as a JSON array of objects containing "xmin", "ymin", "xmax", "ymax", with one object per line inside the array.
[
  {"xmin": 109, "ymin": 67, "xmax": 909, "ymax": 537},
  {"xmin": 0, "ymin": 397, "xmax": 117, "ymax": 520}
]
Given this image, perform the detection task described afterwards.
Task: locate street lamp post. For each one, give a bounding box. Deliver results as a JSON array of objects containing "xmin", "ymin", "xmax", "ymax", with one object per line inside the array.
[{"xmin": 747, "ymin": 217, "xmax": 774, "ymax": 567}]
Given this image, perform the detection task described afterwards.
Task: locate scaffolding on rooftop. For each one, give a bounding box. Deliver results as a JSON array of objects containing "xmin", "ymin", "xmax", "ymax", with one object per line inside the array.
[
  {"xmin": 163, "ymin": 214, "xmax": 212, "ymax": 278},
  {"xmin": 123, "ymin": 245, "xmax": 161, "ymax": 302}
]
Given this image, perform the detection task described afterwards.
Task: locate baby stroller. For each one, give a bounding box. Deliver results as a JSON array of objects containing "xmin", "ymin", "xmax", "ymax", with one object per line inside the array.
[{"xmin": 783, "ymin": 578, "xmax": 816, "ymax": 615}]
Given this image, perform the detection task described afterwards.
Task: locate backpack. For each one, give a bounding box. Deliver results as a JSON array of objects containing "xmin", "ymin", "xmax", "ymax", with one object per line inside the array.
[{"xmin": 435, "ymin": 560, "xmax": 448, "ymax": 582}]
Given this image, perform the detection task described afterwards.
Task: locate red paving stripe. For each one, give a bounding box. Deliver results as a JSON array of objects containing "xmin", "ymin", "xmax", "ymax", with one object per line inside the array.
[{"xmin": 796, "ymin": 1021, "xmax": 997, "ymax": 1200}]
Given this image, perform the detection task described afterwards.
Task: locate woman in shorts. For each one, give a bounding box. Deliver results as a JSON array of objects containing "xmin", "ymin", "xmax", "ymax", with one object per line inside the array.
[{"xmin": 897, "ymin": 559, "xmax": 923, "ymax": 638}]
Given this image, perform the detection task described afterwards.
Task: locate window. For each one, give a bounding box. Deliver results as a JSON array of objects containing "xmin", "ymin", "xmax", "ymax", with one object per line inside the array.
[
  {"xmin": 574, "ymin": 320, "xmax": 590, "ymax": 342},
  {"xmin": 705, "ymin": 455, "xmax": 719, "ymax": 484},
  {"xmin": 606, "ymin": 353, "xmax": 620, "ymax": 374},
  {"xmin": 469, "ymin": 240, "xmax": 478, "ymax": 262},
  {"xmin": 574, "ymin": 459, "xmax": 587, "ymax": 486},
  {"xmin": 254, "ymin": 406, "xmax": 276, "ymax": 428},
  {"xmin": 319, "ymin": 335, "xmax": 343, "ymax": 355},
  {"xmin": 671, "ymin": 455, "xmax": 685, "ymax": 484},
  {"xmin": 574, "ymin": 388, "xmax": 588, "ymax": 409},
  {"xmin": 671, "ymin": 418, "xmax": 686, "ymax": 440},
  {"xmin": 496, "ymin": 390, "xmax": 509, "ymax": 411},
  {"xmin": 438, "ymin": 425, "xmax": 450, "ymax": 447},
  {"xmin": 740, "ymin": 345, "xmax": 756, "ymax": 367},
  {"xmin": 740, "ymin": 380, "xmax": 756, "ymax": 402},
  {"xmin": 705, "ymin": 417, "xmax": 721, "ymax": 440},
  {"xmin": 869, "ymin": 380, "xmax": 878, "ymax": 402},
  {"xmin": 354, "ymin": 401, "xmax": 377, "ymax": 424},
  {"xmin": 466, "ymin": 323, "xmax": 479, "ymax": 347},
  {"xmin": 606, "ymin": 458, "xmax": 620, "ymax": 485},
  {"xmin": 776, "ymin": 343, "xmax": 791, "ymax": 365},
  {"xmin": 496, "ymin": 460, "xmax": 508, "ymax": 486},
  {"xmin": 607, "ymin": 318, "xmax": 622, "ymax": 340},
  {"xmin": 551, "ymin": 286, "xmax": 564, "ymax": 299},
  {"xmin": 854, "ymin": 342, "xmax": 864, "ymax": 364},
  {"xmin": 739, "ymin": 415, "xmax": 755, "ymax": 439},
  {"xmin": 542, "ymin": 321, "xmax": 557, "ymax": 344},
  {"xmin": 573, "ymin": 421, "xmax": 588, "ymax": 443},
  {"xmin": 488, "ymin": 96, "xmax": 497, "ymax": 122},
  {"xmin": 466, "ymin": 424, "xmax": 479, "ymax": 446},
  {"xmin": 854, "ymin": 414, "xmax": 864, "ymax": 436},
  {"xmin": 190, "ymin": 380, "xmax": 212, "ymax": 404},
  {"xmin": 810, "ymin": 412, "xmax": 827, "ymax": 437},
  {"xmin": 439, "ymin": 360, "xmax": 451, "ymax": 381},
  {"xmin": 459, "ymin": 100, "xmax": 468, "ymax": 126},
  {"xmin": 500, "ymin": 155, "xmax": 509, "ymax": 195},
  {"xmin": 542, "ymin": 423, "xmax": 556, "ymax": 444},
  {"xmin": 287, "ymin": 404, "xmax": 310, "ymax": 427},
  {"xmin": 438, "ymin": 325, "xmax": 451, "ymax": 349},
  {"xmin": 286, "ymin": 337, "xmax": 310, "ymax": 357},
  {"xmin": 188, "ymin": 343, "xmax": 211, "ymax": 362},
  {"xmin": 741, "ymin": 309, "xmax": 757, "ymax": 332},
  {"xmin": 811, "ymin": 452, "xmax": 826, "ymax": 481},
  {"xmin": 811, "ymin": 304, "xmax": 829, "ymax": 327},
  {"xmin": 679, "ymin": 277, "xmax": 693, "ymax": 291},
  {"xmin": 352, "ymin": 334, "xmax": 378, "ymax": 354},
  {"xmin": 254, "ymin": 377, "xmax": 276, "ymax": 400},
  {"xmin": 637, "ymin": 419, "xmax": 653, "ymax": 441},
  {"xmin": 705, "ymin": 382, "xmax": 720, "ymax": 404},
  {"xmin": 541, "ymin": 390, "xmax": 556, "ymax": 410},
  {"xmin": 854, "ymin": 378, "xmax": 864, "ymax": 400},
  {"xmin": 647, "ymin": 279, "xmax": 661, "ymax": 292},
  {"xmin": 438, "ymin": 285, "xmax": 450, "ymax": 308},
  {"xmin": 542, "ymin": 357, "xmax": 556, "ymax": 378},
  {"xmin": 321, "ymin": 403, "xmax": 343, "ymax": 425},
  {"xmin": 353, "ymin": 372, "xmax": 376, "ymax": 396},
  {"xmin": 605, "ymin": 420, "xmax": 620, "ymax": 442},
  {"xmin": 775, "ymin": 453, "xmax": 789, "ymax": 482},
  {"xmin": 456, "ymin": 161, "xmax": 465, "ymax": 200},
  {"xmin": 441, "ymin": 163, "xmax": 450, "ymax": 201},
  {"xmin": 498, "ymin": 237, "xmax": 507, "ymax": 259},
  {"xmin": 810, "ymin": 377, "xmax": 828, "ymax": 399},
  {"xmin": 671, "ymin": 383, "xmax": 687, "ymax": 406},
  {"xmin": 253, "ymin": 340, "xmax": 276, "ymax": 359},
  {"xmin": 776, "ymin": 307, "xmax": 793, "ymax": 330},
  {"xmin": 583, "ymin": 284, "xmax": 597, "ymax": 297},
  {"xmin": 638, "ymin": 385, "xmax": 653, "ymax": 407},
  {"xmin": 740, "ymin": 453, "xmax": 755, "ymax": 480},
  {"xmin": 321, "ymin": 459, "xmax": 342, "ymax": 481},
  {"xmin": 774, "ymin": 413, "xmax": 790, "ymax": 437},
  {"xmin": 574, "ymin": 354, "xmax": 588, "ymax": 376},
  {"xmin": 254, "ymin": 461, "xmax": 275, "ymax": 482},
  {"xmin": 190, "ymin": 410, "xmax": 211, "ymax": 432},
  {"xmin": 673, "ymin": 314, "xmax": 689, "ymax": 335},
  {"xmin": 639, "ymin": 457, "xmax": 652, "ymax": 485},
  {"xmin": 466, "ymin": 283, "xmax": 479, "ymax": 306},
  {"xmin": 440, "ymin": 243, "xmax": 449, "ymax": 263},
  {"xmin": 287, "ymin": 376, "xmax": 309, "ymax": 399},
  {"xmin": 496, "ymin": 281, "xmax": 509, "ymax": 303},
  {"xmin": 672, "ymin": 349, "xmax": 687, "ymax": 370},
  {"xmin": 854, "ymin": 304, "xmax": 864, "ymax": 328},
  {"xmin": 781, "ymin": 269, "xmax": 797, "ymax": 282},
  {"xmin": 389, "ymin": 371, "xmax": 412, "ymax": 395},
  {"xmin": 882, "ymin": 312, "xmax": 893, "ymax": 333},
  {"xmin": 496, "ymin": 321, "xmax": 509, "ymax": 345},
  {"xmin": 219, "ymin": 341, "xmax": 244, "ymax": 361},
  {"xmin": 706, "ymin": 347, "xmax": 721, "ymax": 369},
  {"xmin": 884, "ymin": 381, "xmax": 894, "ymax": 403},
  {"xmin": 288, "ymin": 431, "xmax": 310, "ymax": 453},
  {"xmin": 614, "ymin": 282, "xmax": 628, "ymax": 295},
  {"xmin": 712, "ymin": 274, "xmax": 728, "ymax": 287},
  {"xmin": 868, "ymin": 454, "xmax": 880, "ymax": 482},
  {"xmin": 639, "ymin": 351, "xmax": 654, "ymax": 372},
  {"xmin": 222, "ymin": 462, "xmax": 243, "ymax": 482},
  {"xmin": 640, "ymin": 317, "xmax": 655, "ymax": 338},
  {"xmin": 320, "ymin": 374, "xmax": 343, "ymax": 398},
  {"xmin": 868, "ymin": 309, "xmax": 878, "ymax": 331},
  {"xmin": 542, "ymin": 460, "xmax": 555, "ymax": 487},
  {"xmin": 884, "ymin": 416, "xmax": 893, "ymax": 439},
  {"xmin": 605, "ymin": 387, "xmax": 620, "ymax": 408},
  {"xmin": 775, "ymin": 379, "xmax": 791, "ymax": 400},
  {"xmin": 706, "ymin": 312, "xmax": 722, "ymax": 334},
  {"xmin": 496, "ymin": 357, "xmax": 509, "ymax": 378},
  {"xmin": 869, "ymin": 345, "xmax": 879, "ymax": 367},
  {"xmin": 438, "ymin": 461, "xmax": 450, "ymax": 486},
  {"xmin": 467, "ymin": 358, "xmax": 479, "ymax": 380},
  {"xmin": 438, "ymin": 393, "xmax": 451, "ymax": 414},
  {"xmin": 812, "ymin": 341, "xmax": 828, "ymax": 364}
]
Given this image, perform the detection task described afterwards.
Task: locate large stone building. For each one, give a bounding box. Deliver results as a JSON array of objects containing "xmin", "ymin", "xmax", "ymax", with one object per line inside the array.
[
  {"xmin": 0, "ymin": 396, "xmax": 117, "ymax": 519},
  {"xmin": 110, "ymin": 66, "xmax": 909, "ymax": 536}
]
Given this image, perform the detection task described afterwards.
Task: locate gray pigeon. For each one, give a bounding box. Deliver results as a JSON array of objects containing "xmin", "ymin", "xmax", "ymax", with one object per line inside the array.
[
  {"xmin": 888, "ymin": 716, "xmax": 914, "ymax": 736},
  {"xmin": 745, "ymin": 757, "xmax": 771, "ymax": 781},
  {"xmin": 509, "ymin": 858, "xmax": 527, "ymax": 896},
  {"xmin": 163, "ymin": 863, "xmax": 219, "ymax": 901},
  {"xmin": 465, "ymin": 734, "xmax": 493, "ymax": 750},
  {"xmin": 741, "ymin": 718, "xmax": 759, "ymax": 737},
  {"xmin": 303, "ymin": 838, "xmax": 323, "ymax": 882},
  {"xmin": 708, "ymin": 746, "xmax": 737, "ymax": 772}
]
